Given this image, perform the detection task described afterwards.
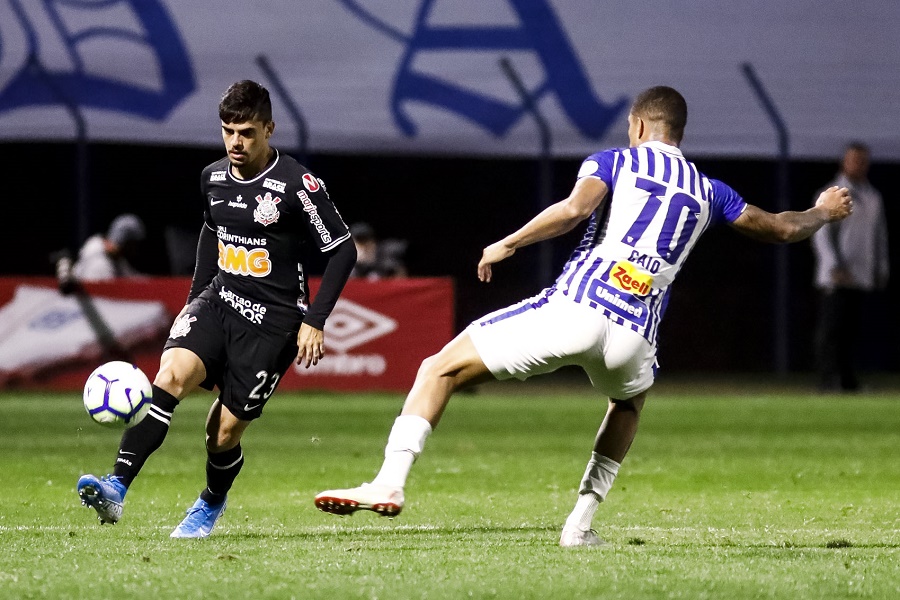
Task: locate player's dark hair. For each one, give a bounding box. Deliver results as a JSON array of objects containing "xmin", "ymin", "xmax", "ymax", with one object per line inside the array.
[
  {"xmin": 631, "ymin": 86, "xmax": 688, "ymax": 144},
  {"xmin": 219, "ymin": 80, "xmax": 273, "ymax": 124},
  {"xmin": 845, "ymin": 141, "xmax": 870, "ymax": 155}
]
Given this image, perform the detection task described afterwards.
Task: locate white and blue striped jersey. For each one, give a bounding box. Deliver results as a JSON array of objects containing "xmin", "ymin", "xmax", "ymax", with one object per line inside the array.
[{"xmin": 554, "ymin": 141, "xmax": 747, "ymax": 344}]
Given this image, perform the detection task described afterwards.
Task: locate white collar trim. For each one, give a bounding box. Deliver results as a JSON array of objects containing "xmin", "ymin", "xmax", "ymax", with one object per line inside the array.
[
  {"xmin": 226, "ymin": 148, "xmax": 280, "ymax": 184},
  {"xmin": 639, "ymin": 141, "xmax": 683, "ymax": 157}
]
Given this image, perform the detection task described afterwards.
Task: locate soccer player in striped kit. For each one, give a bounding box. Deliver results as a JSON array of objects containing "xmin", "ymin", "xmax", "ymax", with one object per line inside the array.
[{"xmin": 316, "ymin": 86, "xmax": 853, "ymax": 546}]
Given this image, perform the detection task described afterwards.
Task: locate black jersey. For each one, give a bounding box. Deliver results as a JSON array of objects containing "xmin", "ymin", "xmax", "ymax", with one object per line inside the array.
[{"xmin": 199, "ymin": 150, "xmax": 350, "ymax": 331}]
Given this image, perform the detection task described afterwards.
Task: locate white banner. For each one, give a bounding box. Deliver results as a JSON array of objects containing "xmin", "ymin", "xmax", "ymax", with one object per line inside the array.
[
  {"xmin": 0, "ymin": 285, "xmax": 168, "ymax": 384},
  {"xmin": 0, "ymin": 0, "xmax": 897, "ymax": 159}
]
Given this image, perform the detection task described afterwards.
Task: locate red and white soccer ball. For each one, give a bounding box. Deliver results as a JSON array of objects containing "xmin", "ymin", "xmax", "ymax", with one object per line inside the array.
[{"xmin": 83, "ymin": 361, "xmax": 152, "ymax": 428}]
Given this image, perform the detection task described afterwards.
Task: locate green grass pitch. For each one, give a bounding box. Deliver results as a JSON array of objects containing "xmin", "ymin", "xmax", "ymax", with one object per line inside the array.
[{"xmin": 1, "ymin": 385, "xmax": 898, "ymax": 599}]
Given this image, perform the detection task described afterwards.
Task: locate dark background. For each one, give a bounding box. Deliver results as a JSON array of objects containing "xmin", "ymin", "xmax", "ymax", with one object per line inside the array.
[{"xmin": 3, "ymin": 142, "xmax": 896, "ymax": 375}]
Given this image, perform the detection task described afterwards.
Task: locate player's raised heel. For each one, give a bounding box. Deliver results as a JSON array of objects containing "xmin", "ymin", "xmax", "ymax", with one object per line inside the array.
[
  {"xmin": 314, "ymin": 483, "xmax": 404, "ymax": 517},
  {"xmin": 559, "ymin": 526, "xmax": 607, "ymax": 548},
  {"xmin": 77, "ymin": 474, "xmax": 127, "ymax": 525},
  {"xmin": 170, "ymin": 496, "xmax": 227, "ymax": 539}
]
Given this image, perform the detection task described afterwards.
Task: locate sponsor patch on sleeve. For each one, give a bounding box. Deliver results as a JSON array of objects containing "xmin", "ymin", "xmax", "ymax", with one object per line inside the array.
[{"xmin": 302, "ymin": 173, "xmax": 321, "ymax": 192}]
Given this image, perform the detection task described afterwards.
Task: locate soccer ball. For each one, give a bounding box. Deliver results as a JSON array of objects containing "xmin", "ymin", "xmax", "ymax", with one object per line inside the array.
[{"xmin": 83, "ymin": 361, "xmax": 152, "ymax": 428}]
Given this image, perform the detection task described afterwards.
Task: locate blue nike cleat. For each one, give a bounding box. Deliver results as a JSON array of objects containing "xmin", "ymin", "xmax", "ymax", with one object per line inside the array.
[
  {"xmin": 77, "ymin": 474, "xmax": 127, "ymax": 525},
  {"xmin": 170, "ymin": 496, "xmax": 227, "ymax": 538}
]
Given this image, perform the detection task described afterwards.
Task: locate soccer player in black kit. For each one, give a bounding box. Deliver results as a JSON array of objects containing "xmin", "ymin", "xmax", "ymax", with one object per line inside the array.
[{"xmin": 77, "ymin": 80, "xmax": 357, "ymax": 538}]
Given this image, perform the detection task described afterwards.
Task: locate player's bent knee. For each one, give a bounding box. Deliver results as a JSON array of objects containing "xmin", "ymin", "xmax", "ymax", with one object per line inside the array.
[
  {"xmin": 205, "ymin": 403, "xmax": 250, "ymax": 452},
  {"xmin": 155, "ymin": 349, "xmax": 205, "ymax": 400},
  {"xmin": 153, "ymin": 370, "xmax": 196, "ymax": 400},
  {"xmin": 416, "ymin": 354, "xmax": 442, "ymax": 379},
  {"xmin": 207, "ymin": 427, "xmax": 246, "ymax": 453},
  {"xmin": 205, "ymin": 419, "xmax": 244, "ymax": 452},
  {"xmin": 418, "ymin": 334, "xmax": 486, "ymax": 379},
  {"xmin": 206, "ymin": 434, "xmax": 238, "ymax": 453},
  {"xmin": 609, "ymin": 393, "xmax": 646, "ymax": 414},
  {"xmin": 416, "ymin": 351, "xmax": 487, "ymax": 392}
]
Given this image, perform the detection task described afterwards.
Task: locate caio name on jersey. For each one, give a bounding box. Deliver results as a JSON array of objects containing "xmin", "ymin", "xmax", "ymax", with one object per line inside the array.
[{"xmin": 210, "ymin": 171, "xmax": 226, "ymax": 182}]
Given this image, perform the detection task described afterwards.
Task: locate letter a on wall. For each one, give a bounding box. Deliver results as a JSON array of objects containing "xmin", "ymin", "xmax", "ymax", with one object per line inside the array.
[{"xmin": 340, "ymin": 0, "xmax": 628, "ymax": 140}]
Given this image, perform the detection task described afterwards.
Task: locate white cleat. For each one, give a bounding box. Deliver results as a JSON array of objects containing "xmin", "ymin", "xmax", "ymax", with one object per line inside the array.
[
  {"xmin": 314, "ymin": 483, "xmax": 404, "ymax": 517},
  {"xmin": 559, "ymin": 526, "xmax": 607, "ymax": 547}
]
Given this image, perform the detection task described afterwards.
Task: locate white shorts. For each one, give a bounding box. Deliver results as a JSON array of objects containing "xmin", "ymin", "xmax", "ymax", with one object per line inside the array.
[{"xmin": 466, "ymin": 289, "xmax": 656, "ymax": 399}]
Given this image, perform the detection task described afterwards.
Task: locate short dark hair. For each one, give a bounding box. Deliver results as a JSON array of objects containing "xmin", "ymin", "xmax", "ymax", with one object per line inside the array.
[
  {"xmin": 845, "ymin": 141, "xmax": 870, "ymax": 155},
  {"xmin": 631, "ymin": 86, "xmax": 688, "ymax": 144},
  {"xmin": 219, "ymin": 80, "xmax": 272, "ymax": 124}
]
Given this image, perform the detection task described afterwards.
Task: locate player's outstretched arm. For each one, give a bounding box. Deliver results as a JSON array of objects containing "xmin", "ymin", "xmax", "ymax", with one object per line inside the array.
[
  {"xmin": 477, "ymin": 177, "xmax": 608, "ymax": 282},
  {"xmin": 729, "ymin": 186, "xmax": 853, "ymax": 244}
]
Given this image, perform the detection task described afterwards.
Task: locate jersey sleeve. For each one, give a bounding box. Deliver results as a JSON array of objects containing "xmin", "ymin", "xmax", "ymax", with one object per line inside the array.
[
  {"xmin": 708, "ymin": 179, "xmax": 747, "ymax": 225},
  {"xmin": 188, "ymin": 168, "xmax": 219, "ymax": 302},
  {"xmin": 576, "ymin": 149, "xmax": 617, "ymax": 187},
  {"xmin": 294, "ymin": 174, "xmax": 351, "ymax": 253},
  {"xmin": 199, "ymin": 168, "xmax": 209, "ymax": 207},
  {"xmin": 199, "ymin": 167, "xmax": 217, "ymax": 225}
]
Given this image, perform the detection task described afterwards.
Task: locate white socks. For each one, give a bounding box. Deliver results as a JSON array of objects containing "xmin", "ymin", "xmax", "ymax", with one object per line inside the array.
[
  {"xmin": 566, "ymin": 493, "xmax": 600, "ymax": 532},
  {"xmin": 578, "ymin": 452, "xmax": 620, "ymax": 499},
  {"xmin": 371, "ymin": 415, "xmax": 433, "ymax": 488},
  {"xmin": 564, "ymin": 452, "xmax": 620, "ymax": 531}
]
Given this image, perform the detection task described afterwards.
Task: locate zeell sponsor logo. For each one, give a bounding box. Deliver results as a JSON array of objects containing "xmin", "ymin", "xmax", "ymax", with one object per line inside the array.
[{"xmin": 609, "ymin": 261, "xmax": 653, "ymax": 296}]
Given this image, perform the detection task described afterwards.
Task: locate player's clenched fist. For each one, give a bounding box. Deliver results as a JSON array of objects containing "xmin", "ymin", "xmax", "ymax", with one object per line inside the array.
[{"xmin": 815, "ymin": 186, "xmax": 853, "ymax": 221}]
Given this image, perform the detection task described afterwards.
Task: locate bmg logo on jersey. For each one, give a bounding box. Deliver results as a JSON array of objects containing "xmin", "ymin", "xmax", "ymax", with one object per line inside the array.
[{"xmin": 217, "ymin": 241, "xmax": 271, "ymax": 277}]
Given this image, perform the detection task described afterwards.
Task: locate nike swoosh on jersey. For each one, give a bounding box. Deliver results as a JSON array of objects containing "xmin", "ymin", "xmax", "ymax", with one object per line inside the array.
[
  {"xmin": 243, "ymin": 403, "xmax": 261, "ymax": 411},
  {"xmin": 210, "ymin": 198, "xmax": 225, "ymax": 205}
]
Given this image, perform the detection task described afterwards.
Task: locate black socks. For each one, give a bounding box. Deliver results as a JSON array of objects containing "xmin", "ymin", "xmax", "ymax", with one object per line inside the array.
[
  {"xmin": 200, "ymin": 444, "xmax": 244, "ymax": 506},
  {"xmin": 110, "ymin": 384, "xmax": 245, "ymax": 505},
  {"xmin": 112, "ymin": 385, "xmax": 178, "ymax": 487}
]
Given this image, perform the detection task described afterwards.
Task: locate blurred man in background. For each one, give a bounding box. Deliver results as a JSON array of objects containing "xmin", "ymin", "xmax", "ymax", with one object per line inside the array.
[
  {"xmin": 72, "ymin": 213, "xmax": 146, "ymax": 281},
  {"xmin": 350, "ymin": 222, "xmax": 408, "ymax": 279},
  {"xmin": 51, "ymin": 214, "xmax": 148, "ymax": 361},
  {"xmin": 812, "ymin": 142, "xmax": 889, "ymax": 392}
]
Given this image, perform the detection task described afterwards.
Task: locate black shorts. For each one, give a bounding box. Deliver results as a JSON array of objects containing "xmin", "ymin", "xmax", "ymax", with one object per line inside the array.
[{"xmin": 164, "ymin": 295, "xmax": 299, "ymax": 420}]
